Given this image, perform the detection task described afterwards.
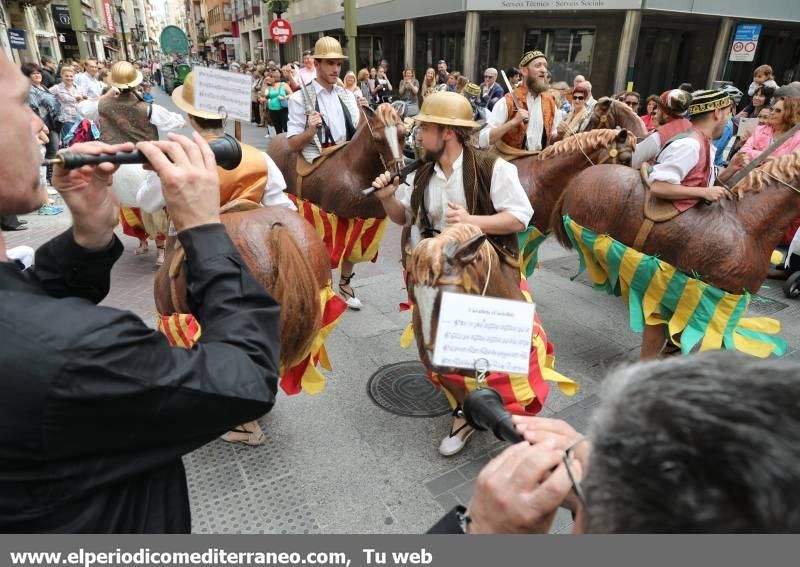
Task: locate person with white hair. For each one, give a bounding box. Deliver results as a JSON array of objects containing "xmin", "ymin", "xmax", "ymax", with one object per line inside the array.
[{"xmin": 478, "ymin": 67, "xmax": 504, "ymax": 114}]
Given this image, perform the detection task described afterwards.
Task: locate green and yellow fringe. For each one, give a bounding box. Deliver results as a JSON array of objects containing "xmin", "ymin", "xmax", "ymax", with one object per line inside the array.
[{"xmin": 562, "ymin": 215, "xmax": 787, "ymax": 358}]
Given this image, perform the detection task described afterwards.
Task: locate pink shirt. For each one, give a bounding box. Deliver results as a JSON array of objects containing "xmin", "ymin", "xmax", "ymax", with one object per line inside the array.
[{"xmin": 740, "ymin": 125, "xmax": 800, "ymax": 161}]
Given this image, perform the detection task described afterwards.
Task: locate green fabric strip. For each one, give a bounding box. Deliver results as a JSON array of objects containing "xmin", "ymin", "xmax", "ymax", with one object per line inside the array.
[
  {"xmin": 626, "ymin": 253, "xmax": 661, "ymax": 333},
  {"xmin": 722, "ymin": 295, "xmax": 750, "ymax": 350},
  {"xmin": 680, "ymin": 285, "xmax": 725, "ymax": 353}
]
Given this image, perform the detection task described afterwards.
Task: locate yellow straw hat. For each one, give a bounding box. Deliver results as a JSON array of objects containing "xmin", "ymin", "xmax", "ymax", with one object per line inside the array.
[
  {"xmin": 108, "ymin": 61, "xmax": 143, "ymax": 89},
  {"xmin": 313, "ymin": 36, "xmax": 345, "ymax": 60},
  {"xmin": 414, "ymin": 91, "xmax": 480, "ymax": 129}
]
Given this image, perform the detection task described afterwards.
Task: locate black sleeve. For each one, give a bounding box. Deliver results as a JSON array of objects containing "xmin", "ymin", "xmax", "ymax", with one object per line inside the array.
[
  {"xmin": 32, "ymin": 229, "xmax": 124, "ymax": 303},
  {"xmin": 427, "ymin": 506, "xmax": 467, "ymax": 534},
  {"xmin": 43, "ymin": 224, "xmax": 281, "ymax": 476}
]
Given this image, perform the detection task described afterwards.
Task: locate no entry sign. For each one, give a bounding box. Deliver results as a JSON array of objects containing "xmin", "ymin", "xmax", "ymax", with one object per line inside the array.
[{"xmin": 269, "ymin": 19, "xmax": 292, "ymax": 45}]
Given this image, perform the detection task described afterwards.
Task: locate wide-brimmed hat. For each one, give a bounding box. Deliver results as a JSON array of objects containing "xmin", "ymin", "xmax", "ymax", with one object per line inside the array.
[
  {"xmin": 656, "ymin": 88, "xmax": 691, "ymax": 117},
  {"xmin": 775, "ymin": 82, "xmax": 800, "ymax": 98},
  {"xmin": 688, "ymin": 89, "xmax": 732, "ymax": 117},
  {"xmin": 171, "ymin": 72, "xmax": 225, "ymax": 120},
  {"xmin": 313, "ymin": 36, "xmax": 345, "ymax": 60},
  {"xmin": 414, "ymin": 91, "xmax": 480, "ymax": 129},
  {"xmin": 108, "ymin": 61, "xmax": 143, "ymax": 89}
]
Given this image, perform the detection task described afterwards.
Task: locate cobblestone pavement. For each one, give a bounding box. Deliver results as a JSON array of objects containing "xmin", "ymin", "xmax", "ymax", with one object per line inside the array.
[{"xmin": 7, "ymin": 86, "xmax": 800, "ymax": 534}]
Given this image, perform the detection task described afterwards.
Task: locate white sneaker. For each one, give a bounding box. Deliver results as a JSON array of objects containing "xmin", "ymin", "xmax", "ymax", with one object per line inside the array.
[
  {"xmin": 438, "ymin": 425, "xmax": 475, "ymax": 457},
  {"xmin": 344, "ymin": 295, "xmax": 363, "ymax": 310}
]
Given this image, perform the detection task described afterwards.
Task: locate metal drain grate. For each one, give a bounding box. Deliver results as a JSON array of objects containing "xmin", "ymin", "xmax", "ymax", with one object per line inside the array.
[
  {"xmin": 748, "ymin": 294, "xmax": 789, "ymax": 316},
  {"xmin": 367, "ymin": 361, "xmax": 452, "ymax": 417}
]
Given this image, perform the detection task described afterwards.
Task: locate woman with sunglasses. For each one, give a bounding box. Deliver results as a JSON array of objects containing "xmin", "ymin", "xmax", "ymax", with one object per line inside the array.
[{"xmin": 555, "ymin": 84, "xmax": 591, "ymax": 139}]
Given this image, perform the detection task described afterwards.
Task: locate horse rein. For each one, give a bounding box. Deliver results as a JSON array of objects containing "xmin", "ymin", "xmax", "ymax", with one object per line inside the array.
[
  {"xmin": 561, "ymin": 119, "xmax": 626, "ymax": 167},
  {"xmin": 360, "ymin": 107, "xmax": 404, "ymax": 175}
]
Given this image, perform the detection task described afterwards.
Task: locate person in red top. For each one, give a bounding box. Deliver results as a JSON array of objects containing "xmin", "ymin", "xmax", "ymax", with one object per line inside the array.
[
  {"xmin": 640, "ymin": 89, "xmax": 733, "ymax": 358},
  {"xmin": 631, "ymin": 89, "xmax": 693, "ymax": 169}
]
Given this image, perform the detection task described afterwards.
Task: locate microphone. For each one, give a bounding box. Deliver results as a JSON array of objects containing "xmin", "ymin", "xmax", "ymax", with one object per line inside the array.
[
  {"xmin": 45, "ymin": 134, "xmax": 243, "ymax": 171},
  {"xmin": 463, "ymin": 387, "xmax": 523, "ymax": 444}
]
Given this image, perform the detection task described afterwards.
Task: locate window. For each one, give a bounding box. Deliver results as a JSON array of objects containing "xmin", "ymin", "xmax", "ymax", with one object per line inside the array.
[
  {"xmin": 524, "ymin": 28, "xmax": 594, "ymax": 83},
  {"xmin": 223, "ymin": 3, "xmax": 232, "ymax": 21}
]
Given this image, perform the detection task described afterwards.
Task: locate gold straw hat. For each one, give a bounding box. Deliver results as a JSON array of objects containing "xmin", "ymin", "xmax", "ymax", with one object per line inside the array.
[
  {"xmin": 313, "ymin": 36, "xmax": 345, "ymax": 60},
  {"xmin": 414, "ymin": 91, "xmax": 480, "ymax": 128},
  {"xmin": 108, "ymin": 61, "xmax": 143, "ymax": 89},
  {"xmin": 171, "ymin": 72, "xmax": 225, "ymax": 119}
]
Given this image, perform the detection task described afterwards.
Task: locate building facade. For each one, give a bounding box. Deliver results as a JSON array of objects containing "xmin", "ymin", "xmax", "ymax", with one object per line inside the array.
[{"xmin": 276, "ymin": 0, "xmax": 800, "ymax": 99}]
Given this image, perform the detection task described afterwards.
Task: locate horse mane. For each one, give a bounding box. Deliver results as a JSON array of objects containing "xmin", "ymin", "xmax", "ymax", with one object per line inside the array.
[
  {"xmin": 733, "ymin": 152, "xmax": 800, "ymax": 196},
  {"xmin": 374, "ymin": 102, "xmax": 401, "ymax": 127},
  {"xmin": 538, "ymin": 129, "xmax": 633, "ymax": 160},
  {"xmin": 409, "ymin": 223, "xmax": 496, "ymax": 294}
]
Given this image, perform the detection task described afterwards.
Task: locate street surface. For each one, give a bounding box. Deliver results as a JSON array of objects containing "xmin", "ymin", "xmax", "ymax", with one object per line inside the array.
[{"xmin": 8, "ymin": 86, "xmax": 800, "ymax": 534}]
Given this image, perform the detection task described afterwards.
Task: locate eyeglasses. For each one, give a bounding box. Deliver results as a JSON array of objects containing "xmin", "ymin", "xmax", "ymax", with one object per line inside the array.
[
  {"xmin": 573, "ymin": 96, "xmax": 585, "ymax": 101},
  {"xmin": 625, "ymin": 100, "xmax": 639, "ymax": 107},
  {"xmin": 563, "ymin": 437, "xmax": 587, "ymax": 508},
  {"xmin": 484, "ymin": 75, "xmax": 495, "ymax": 79}
]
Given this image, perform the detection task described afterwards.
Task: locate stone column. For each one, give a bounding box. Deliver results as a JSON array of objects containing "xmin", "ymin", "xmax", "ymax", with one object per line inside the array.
[
  {"xmin": 707, "ymin": 17, "xmax": 734, "ymax": 88},
  {"xmin": 463, "ymin": 11, "xmax": 480, "ymax": 83},
  {"xmin": 404, "ymin": 18, "xmax": 415, "ymax": 69},
  {"xmin": 612, "ymin": 9, "xmax": 642, "ymax": 93}
]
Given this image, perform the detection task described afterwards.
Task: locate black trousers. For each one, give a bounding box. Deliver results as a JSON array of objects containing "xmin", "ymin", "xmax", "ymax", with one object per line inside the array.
[
  {"xmin": 0, "ymin": 215, "xmax": 22, "ymax": 230},
  {"xmin": 269, "ymin": 108, "xmax": 289, "ymax": 134}
]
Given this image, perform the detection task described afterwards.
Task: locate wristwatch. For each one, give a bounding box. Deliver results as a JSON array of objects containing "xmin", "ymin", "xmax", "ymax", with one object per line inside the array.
[{"xmin": 455, "ymin": 506, "xmax": 472, "ymax": 534}]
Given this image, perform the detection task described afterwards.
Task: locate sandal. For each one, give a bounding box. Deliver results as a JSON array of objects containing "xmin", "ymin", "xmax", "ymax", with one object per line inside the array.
[
  {"xmin": 135, "ymin": 241, "xmax": 149, "ymax": 256},
  {"xmin": 220, "ymin": 421, "xmax": 266, "ymax": 446},
  {"xmin": 339, "ymin": 272, "xmax": 363, "ymax": 310},
  {"xmin": 438, "ymin": 408, "xmax": 475, "ymax": 456}
]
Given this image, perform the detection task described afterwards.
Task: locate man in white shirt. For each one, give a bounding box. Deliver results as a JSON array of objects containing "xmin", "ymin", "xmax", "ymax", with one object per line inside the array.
[
  {"xmin": 74, "ymin": 58, "xmax": 103, "ymax": 100},
  {"xmin": 479, "ymin": 50, "xmax": 561, "ymax": 152},
  {"xmin": 371, "ymin": 91, "xmax": 533, "ymax": 456},
  {"xmin": 286, "ymin": 36, "xmax": 363, "ymax": 310},
  {"xmin": 293, "ymin": 49, "xmax": 317, "ymax": 89}
]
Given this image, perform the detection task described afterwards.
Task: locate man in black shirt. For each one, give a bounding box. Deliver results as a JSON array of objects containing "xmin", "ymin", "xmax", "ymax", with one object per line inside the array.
[{"xmin": 0, "ymin": 50, "xmax": 281, "ymax": 533}]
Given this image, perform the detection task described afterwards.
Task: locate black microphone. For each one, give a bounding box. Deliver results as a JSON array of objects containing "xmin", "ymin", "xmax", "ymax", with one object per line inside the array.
[
  {"xmin": 463, "ymin": 387, "xmax": 523, "ymax": 444},
  {"xmin": 47, "ymin": 133, "xmax": 243, "ymax": 171}
]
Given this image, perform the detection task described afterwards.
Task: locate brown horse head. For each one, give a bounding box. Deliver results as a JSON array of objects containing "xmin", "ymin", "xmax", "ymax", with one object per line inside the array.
[
  {"xmin": 586, "ymin": 97, "xmax": 648, "ymax": 140},
  {"xmin": 406, "ymin": 224, "xmax": 525, "ymax": 374},
  {"xmin": 360, "ymin": 103, "xmax": 407, "ymax": 177}
]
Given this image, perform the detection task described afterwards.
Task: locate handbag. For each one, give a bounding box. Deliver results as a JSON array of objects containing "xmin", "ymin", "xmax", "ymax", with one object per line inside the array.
[{"xmin": 279, "ymin": 83, "xmax": 289, "ymax": 108}]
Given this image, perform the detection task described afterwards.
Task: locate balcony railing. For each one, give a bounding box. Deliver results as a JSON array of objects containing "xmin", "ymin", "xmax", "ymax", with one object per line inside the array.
[{"xmin": 9, "ymin": 0, "xmax": 54, "ymax": 8}]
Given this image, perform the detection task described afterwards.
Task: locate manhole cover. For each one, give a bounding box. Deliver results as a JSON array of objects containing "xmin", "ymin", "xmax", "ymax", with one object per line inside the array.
[
  {"xmin": 749, "ymin": 294, "xmax": 789, "ymax": 316},
  {"xmin": 367, "ymin": 361, "xmax": 451, "ymax": 417}
]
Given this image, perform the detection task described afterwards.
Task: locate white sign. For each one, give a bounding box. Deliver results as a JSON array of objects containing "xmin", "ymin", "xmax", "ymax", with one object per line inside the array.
[
  {"xmin": 432, "ymin": 292, "xmax": 535, "ymax": 375},
  {"xmin": 466, "ymin": 0, "xmax": 642, "ymax": 9},
  {"xmin": 193, "ymin": 66, "xmax": 252, "ymax": 122},
  {"xmin": 729, "ymin": 23, "xmax": 761, "ymax": 62},
  {"xmin": 223, "ymin": 37, "xmax": 235, "ymax": 45}
]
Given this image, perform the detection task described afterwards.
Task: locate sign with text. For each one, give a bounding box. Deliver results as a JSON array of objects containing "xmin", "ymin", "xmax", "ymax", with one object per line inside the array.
[
  {"xmin": 432, "ymin": 292, "xmax": 535, "ymax": 375},
  {"xmin": 7, "ymin": 29, "xmax": 26, "ymax": 50},
  {"xmin": 193, "ymin": 67, "xmax": 252, "ymax": 122},
  {"xmin": 51, "ymin": 5, "xmax": 72, "ymax": 29},
  {"xmin": 466, "ymin": 0, "xmax": 641, "ymax": 9},
  {"xmin": 269, "ymin": 18, "xmax": 292, "ymax": 45},
  {"xmin": 102, "ymin": 0, "xmax": 115, "ymax": 34},
  {"xmin": 729, "ymin": 23, "xmax": 761, "ymax": 62}
]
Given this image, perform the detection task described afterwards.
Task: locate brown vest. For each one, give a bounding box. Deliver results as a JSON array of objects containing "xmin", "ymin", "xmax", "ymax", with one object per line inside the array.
[
  {"xmin": 411, "ymin": 147, "xmax": 519, "ymax": 255},
  {"xmin": 501, "ymin": 87, "xmax": 556, "ymax": 150},
  {"xmin": 658, "ymin": 128, "xmax": 711, "ymax": 212},
  {"xmin": 98, "ymin": 91, "xmax": 158, "ymax": 144}
]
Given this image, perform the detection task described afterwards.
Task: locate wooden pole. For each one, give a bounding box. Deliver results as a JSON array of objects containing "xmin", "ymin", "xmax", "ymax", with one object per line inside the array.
[{"xmin": 234, "ymin": 120, "xmax": 242, "ymax": 142}]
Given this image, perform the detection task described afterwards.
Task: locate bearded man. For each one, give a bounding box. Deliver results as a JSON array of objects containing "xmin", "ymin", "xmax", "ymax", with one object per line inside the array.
[{"xmin": 479, "ymin": 50, "xmax": 561, "ymax": 152}]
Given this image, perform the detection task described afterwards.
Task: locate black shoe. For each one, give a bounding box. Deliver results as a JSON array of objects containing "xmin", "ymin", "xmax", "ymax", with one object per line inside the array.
[
  {"xmin": 18, "ymin": 220, "xmax": 28, "ymax": 225},
  {"xmin": 1, "ymin": 225, "xmax": 28, "ymax": 231}
]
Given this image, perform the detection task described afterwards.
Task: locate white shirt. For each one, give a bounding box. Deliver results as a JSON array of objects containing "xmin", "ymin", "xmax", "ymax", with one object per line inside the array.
[
  {"xmin": 299, "ymin": 66, "xmax": 316, "ymax": 86},
  {"xmin": 286, "ymin": 80, "xmax": 360, "ymax": 144},
  {"xmin": 649, "ymin": 136, "xmax": 717, "ymax": 186},
  {"xmin": 135, "ymin": 152, "xmax": 296, "ymax": 214},
  {"xmin": 74, "ymin": 72, "xmax": 104, "ymax": 100},
  {"xmin": 77, "ymin": 99, "xmax": 186, "ymax": 132},
  {"xmin": 480, "ymin": 91, "xmax": 561, "ymax": 150},
  {"xmin": 631, "ymin": 131, "xmax": 661, "ymax": 170},
  {"xmin": 395, "ymin": 151, "xmax": 533, "ymax": 232}
]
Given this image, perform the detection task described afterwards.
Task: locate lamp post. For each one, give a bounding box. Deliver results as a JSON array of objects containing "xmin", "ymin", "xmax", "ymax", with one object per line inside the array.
[
  {"xmin": 198, "ymin": 17, "xmax": 207, "ymax": 63},
  {"xmin": 113, "ymin": 0, "xmax": 129, "ymax": 62}
]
